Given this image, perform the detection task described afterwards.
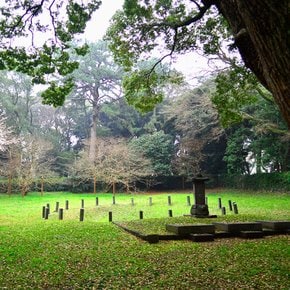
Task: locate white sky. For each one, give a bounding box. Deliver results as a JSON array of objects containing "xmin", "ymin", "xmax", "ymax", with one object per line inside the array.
[{"xmin": 84, "ymin": 0, "xmax": 223, "ymax": 86}]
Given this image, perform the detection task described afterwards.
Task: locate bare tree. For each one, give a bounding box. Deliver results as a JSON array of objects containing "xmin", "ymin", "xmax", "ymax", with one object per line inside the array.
[{"xmin": 73, "ymin": 137, "xmax": 153, "ymax": 194}]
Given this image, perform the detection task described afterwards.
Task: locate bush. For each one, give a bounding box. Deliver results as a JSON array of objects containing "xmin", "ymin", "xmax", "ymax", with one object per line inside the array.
[{"xmin": 218, "ymin": 172, "xmax": 290, "ymax": 192}]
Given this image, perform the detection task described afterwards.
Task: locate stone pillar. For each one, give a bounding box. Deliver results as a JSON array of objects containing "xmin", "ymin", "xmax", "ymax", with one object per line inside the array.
[{"xmin": 190, "ymin": 174, "xmax": 209, "ymax": 217}]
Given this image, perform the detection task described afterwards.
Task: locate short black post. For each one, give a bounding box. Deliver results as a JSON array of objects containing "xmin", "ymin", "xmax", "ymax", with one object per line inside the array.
[
  {"xmin": 45, "ymin": 207, "xmax": 49, "ymax": 219},
  {"xmin": 187, "ymin": 195, "xmax": 191, "ymax": 206},
  {"xmin": 81, "ymin": 199, "xmax": 84, "ymax": 208},
  {"xmin": 149, "ymin": 197, "xmax": 152, "ymax": 206},
  {"xmin": 42, "ymin": 206, "xmax": 46, "ymax": 218},
  {"xmin": 168, "ymin": 209, "xmax": 173, "ymax": 217},
  {"xmin": 233, "ymin": 202, "xmax": 239, "ymax": 214},
  {"xmin": 112, "ymin": 196, "xmax": 116, "ymax": 205},
  {"xmin": 46, "ymin": 203, "xmax": 50, "ymax": 215},
  {"xmin": 228, "ymin": 200, "xmax": 233, "ymax": 211},
  {"xmin": 46, "ymin": 203, "xmax": 50, "ymax": 214},
  {"xmin": 131, "ymin": 198, "xmax": 134, "ymax": 206},
  {"xmin": 109, "ymin": 211, "xmax": 113, "ymax": 222},
  {"xmin": 80, "ymin": 208, "xmax": 84, "ymax": 221},
  {"xmin": 96, "ymin": 197, "xmax": 99, "ymax": 206},
  {"xmin": 222, "ymin": 206, "xmax": 226, "ymax": 215},
  {"xmin": 139, "ymin": 211, "xmax": 143, "ymax": 220},
  {"xmin": 59, "ymin": 208, "xmax": 64, "ymax": 220},
  {"xmin": 218, "ymin": 197, "xmax": 222, "ymax": 209},
  {"xmin": 54, "ymin": 201, "xmax": 59, "ymax": 212},
  {"xmin": 65, "ymin": 200, "xmax": 69, "ymax": 210},
  {"xmin": 168, "ymin": 195, "xmax": 172, "ymax": 206}
]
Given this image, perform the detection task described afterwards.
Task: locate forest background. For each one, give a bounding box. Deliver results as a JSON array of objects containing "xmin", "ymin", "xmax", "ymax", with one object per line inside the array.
[{"xmin": 0, "ymin": 1, "xmax": 289, "ymax": 196}]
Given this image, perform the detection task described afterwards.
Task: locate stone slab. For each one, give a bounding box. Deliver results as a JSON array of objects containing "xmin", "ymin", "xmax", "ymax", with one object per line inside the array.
[
  {"xmin": 214, "ymin": 231, "xmax": 235, "ymax": 238},
  {"xmin": 144, "ymin": 234, "xmax": 159, "ymax": 244},
  {"xmin": 240, "ymin": 231, "xmax": 264, "ymax": 239},
  {"xmin": 256, "ymin": 220, "xmax": 290, "ymax": 231},
  {"xmin": 189, "ymin": 233, "xmax": 214, "ymax": 242},
  {"xmin": 213, "ymin": 222, "xmax": 262, "ymax": 233},
  {"xmin": 166, "ymin": 224, "xmax": 215, "ymax": 235}
]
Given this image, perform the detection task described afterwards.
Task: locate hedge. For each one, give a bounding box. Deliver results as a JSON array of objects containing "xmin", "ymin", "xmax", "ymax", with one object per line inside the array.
[{"xmin": 0, "ymin": 172, "xmax": 289, "ymax": 194}]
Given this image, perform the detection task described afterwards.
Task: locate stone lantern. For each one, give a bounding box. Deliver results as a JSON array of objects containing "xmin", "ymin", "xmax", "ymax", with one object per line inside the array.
[{"xmin": 190, "ymin": 174, "xmax": 210, "ymax": 217}]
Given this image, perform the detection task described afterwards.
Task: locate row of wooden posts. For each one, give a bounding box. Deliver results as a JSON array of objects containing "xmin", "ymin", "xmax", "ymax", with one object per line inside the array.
[
  {"xmin": 41, "ymin": 196, "xmax": 239, "ymax": 221},
  {"xmin": 218, "ymin": 197, "xmax": 239, "ymax": 215}
]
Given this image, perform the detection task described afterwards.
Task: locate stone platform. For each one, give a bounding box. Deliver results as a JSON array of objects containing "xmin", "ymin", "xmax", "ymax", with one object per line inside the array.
[{"xmin": 166, "ymin": 224, "xmax": 215, "ymax": 235}]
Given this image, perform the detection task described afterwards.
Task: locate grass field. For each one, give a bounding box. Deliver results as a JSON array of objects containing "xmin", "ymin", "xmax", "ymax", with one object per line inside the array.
[{"xmin": 0, "ymin": 190, "xmax": 289, "ymax": 289}]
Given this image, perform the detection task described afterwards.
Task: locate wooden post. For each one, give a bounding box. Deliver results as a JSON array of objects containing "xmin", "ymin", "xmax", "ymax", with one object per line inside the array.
[
  {"xmin": 46, "ymin": 203, "xmax": 50, "ymax": 215},
  {"xmin": 80, "ymin": 208, "xmax": 85, "ymax": 221},
  {"xmin": 139, "ymin": 211, "xmax": 143, "ymax": 220},
  {"xmin": 54, "ymin": 202, "xmax": 59, "ymax": 212},
  {"xmin": 228, "ymin": 200, "xmax": 233, "ymax": 211},
  {"xmin": 131, "ymin": 198, "xmax": 134, "ymax": 206},
  {"xmin": 233, "ymin": 202, "xmax": 239, "ymax": 214},
  {"xmin": 187, "ymin": 196, "xmax": 191, "ymax": 206},
  {"xmin": 168, "ymin": 195, "xmax": 172, "ymax": 206},
  {"xmin": 222, "ymin": 206, "xmax": 226, "ymax": 215},
  {"xmin": 42, "ymin": 206, "xmax": 46, "ymax": 218},
  {"xmin": 218, "ymin": 197, "xmax": 222, "ymax": 209},
  {"xmin": 65, "ymin": 200, "xmax": 69, "ymax": 210},
  {"xmin": 109, "ymin": 211, "xmax": 113, "ymax": 222},
  {"xmin": 96, "ymin": 197, "xmax": 99, "ymax": 206},
  {"xmin": 168, "ymin": 209, "xmax": 173, "ymax": 217},
  {"xmin": 112, "ymin": 196, "xmax": 116, "ymax": 205},
  {"xmin": 149, "ymin": 197, "xmax": 152, "ymax": 206},
  {"xmin": 81, "ymin": 199, "xmax": 84, "ymax": 208},
  {"xmin": 45, "ymin": 207, "xmax": 49, "ymax": 219},
  {"xmin": 59, "ymin": 208, "xmax": 63, "ymax": 220}
]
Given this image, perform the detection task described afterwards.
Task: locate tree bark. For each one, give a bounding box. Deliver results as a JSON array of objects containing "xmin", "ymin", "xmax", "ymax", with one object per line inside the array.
[
  {"xmin": 215, "ymin": 0, "xmax": 290, "ymax": 128},
  {"xmin": 89, "ymin": 90, "xmax": 100, "ymax": 161}
]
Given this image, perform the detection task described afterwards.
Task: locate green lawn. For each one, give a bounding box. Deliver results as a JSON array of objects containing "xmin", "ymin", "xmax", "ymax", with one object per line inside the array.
[{"xmin": 0, "ymin": 190, "xmax": 289, "ymax": 289}]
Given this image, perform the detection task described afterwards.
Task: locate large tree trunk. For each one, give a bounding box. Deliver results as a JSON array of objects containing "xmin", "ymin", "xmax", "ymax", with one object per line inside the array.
[{"xmin": 215, "ymin": 0, "xmax": 290, "ymax": 128}]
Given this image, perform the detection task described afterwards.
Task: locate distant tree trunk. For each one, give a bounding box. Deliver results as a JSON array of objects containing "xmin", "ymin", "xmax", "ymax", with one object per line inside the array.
[
  {"xmin": 93, "ymin": 174, "xmax": 97, "ymax": 194},
  {"xmin": 8, "ymin": 173, "xmax": 12, "ymax": 196},
  {"xmin": 256, "ymin": 150, "xmax": 262, "ymax": 174},
  {"xmin": 41, "ymin": 176, "xmax": 44, "ymax": 196},
  {"xmin": 89, "ymin": 90, "xmax": 100, "ymax": 160},
  {"xmin": 216, "ymin": 0, "xmax": 290, "ymax": 128},
  {"xmin": 112, "ymin": 181, "xmax": 116, "ymax": 195}
]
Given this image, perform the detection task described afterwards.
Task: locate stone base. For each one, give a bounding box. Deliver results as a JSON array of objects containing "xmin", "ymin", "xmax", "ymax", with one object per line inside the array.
[
  {"xmin": 256, "ymin": 220, "xmax": 290, "ymax": 231},
  {"xmin": 213, "ymin": 222, "xmax": 262, "ymax": 233},
  {"xmin": 166, "ymin": 224, "xmax": 215, "ymax": 235},
  {"xmin": 190, "ymin": 204, "xmax": 209, "ymax": 217},
  {"xmin": 189, "ymin": 233, "xmax": 214, "ymax": 242},
  {"xmin": 240, "ymin": 231, "xmax": 264, "ymax": 239},
  {"xmin": 184, "ymin": 214, "xmax": 218, "ymax": 219}
]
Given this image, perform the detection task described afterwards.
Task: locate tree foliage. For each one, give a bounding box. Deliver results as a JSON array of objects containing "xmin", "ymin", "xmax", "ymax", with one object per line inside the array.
[
  {"xmin": 106, "ymin": 0, "xmax": 290, "ymax": 128},
  {"xmin": 0, "ymin": 0, "xmax": 101, "ymax": 106}
]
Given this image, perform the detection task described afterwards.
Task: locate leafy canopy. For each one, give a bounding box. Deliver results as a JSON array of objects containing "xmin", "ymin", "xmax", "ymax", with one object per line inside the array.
[{"xmin": 0, "ymin": 0, "xmax": 101, "ymax": 106}]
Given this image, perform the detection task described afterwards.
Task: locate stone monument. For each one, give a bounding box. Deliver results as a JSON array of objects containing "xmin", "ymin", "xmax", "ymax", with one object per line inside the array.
[{"xmin": 190, "ymin": 174, "xmax": 211, "ymax": 217}]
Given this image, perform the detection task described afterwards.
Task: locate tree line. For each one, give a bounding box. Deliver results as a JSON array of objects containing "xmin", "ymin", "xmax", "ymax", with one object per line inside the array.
[{"xmin": 0, "ymin": 41, "xmax": 288, "ymax": 195}]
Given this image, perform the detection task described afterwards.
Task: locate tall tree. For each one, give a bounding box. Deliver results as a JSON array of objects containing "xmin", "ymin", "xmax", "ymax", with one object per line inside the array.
[
  {"xmin": 106, "ymin": 0, "xmax": 290, "ymax": 128},
  {"xmin": 69, "ymin": 41, "xmax": 123, "ymax": 159}
]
